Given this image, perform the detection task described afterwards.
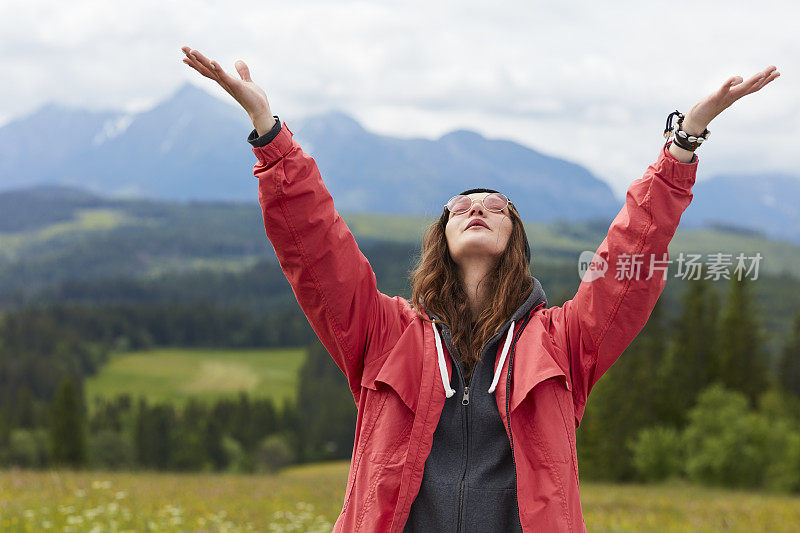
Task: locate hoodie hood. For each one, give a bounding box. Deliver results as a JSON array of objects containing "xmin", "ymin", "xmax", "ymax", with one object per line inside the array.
[{"xmin": 429, "ymin": 275, "xmax": 547, "ymax": 399}]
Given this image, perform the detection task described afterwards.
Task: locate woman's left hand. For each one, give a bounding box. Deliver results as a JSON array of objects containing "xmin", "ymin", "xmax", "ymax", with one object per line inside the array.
[{"xmin": 682, "ymin": 65, "xmax": 781, "ymax": 134}]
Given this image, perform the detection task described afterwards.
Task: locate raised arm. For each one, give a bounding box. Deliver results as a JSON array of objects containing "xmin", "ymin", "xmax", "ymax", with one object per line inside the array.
[
  {"xmin": 180, "ymin": 47, "xmax": 414, "ymax": 404},
  {"xmin": 546, "ymin": 139, "xmax": 698, "ymax": 427},
  {"xmin": 250, "ymin": 119, "xmax": 413, "ymax": 403},
  {"xmin": 545, "ymin": 66, "xmax": 780, "ymax": 427}
]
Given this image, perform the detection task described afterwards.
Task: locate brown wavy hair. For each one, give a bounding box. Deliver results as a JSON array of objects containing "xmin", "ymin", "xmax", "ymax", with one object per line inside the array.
[{"xmin": 410, "ymin": 202, "xmax": 533, "ymax": 381}]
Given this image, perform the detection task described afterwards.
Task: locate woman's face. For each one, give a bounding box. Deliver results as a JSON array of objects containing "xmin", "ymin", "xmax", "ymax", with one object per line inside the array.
[{"xmin": 445, "ymin": 193, "xmax": 513, "ymax": 266}]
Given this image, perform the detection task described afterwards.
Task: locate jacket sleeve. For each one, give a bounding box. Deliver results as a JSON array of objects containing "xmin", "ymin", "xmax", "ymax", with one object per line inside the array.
[
  {"xmin": 249, "ymin": 118, "xmax": 412, "ymax": 405},
  {"xmin": 546, "ymin": 140, "xmax": 699, "ymax": 428}
]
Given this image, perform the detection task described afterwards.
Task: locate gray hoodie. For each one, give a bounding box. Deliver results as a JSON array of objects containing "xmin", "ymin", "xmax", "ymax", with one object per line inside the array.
[{"xmin": 404, "ymin": 278, "xmax": 547, "ymax": 532}]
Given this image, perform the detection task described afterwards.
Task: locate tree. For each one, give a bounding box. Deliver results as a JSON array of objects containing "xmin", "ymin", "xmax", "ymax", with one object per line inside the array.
[
  {"xmin": 14, "ymin": 386, "xmax": 37, "ymax": 429},
  {"xmin": 575, "ymin": 300, "xmax": 668, "ymax": 481},
  {"xmin": 254, "ymin": 433, "xmax": 295, "ymax": 473},
  {"xmin": 169, "ymin": 399, "xmax": 208, "ymax": 471},
  {"xmin": 777, "ymin": 310, "xmax": 800, "ymax": 398},
  {"xmin": 716, "ymin": 268, "xmax": 770, "ymax": 407},
  {"xmin": 296, "ymin": 338, "xmax": 357, "ymax": 462},
  {"xmin": 682, "ymin": 383, "xmax": 775, "ymax": 489},
  {"xmin": 230, "ymin": 392, "xmax": 255, "ymax": 452},
  {"xmin": 629, "ymin": 425, "xmax": 685, "ymax": 482},
  {"xmin": 204, "ymin": 415, "xmax": 227, "ymax": 470},
  {"xmin": 134, "ymin": 398, "xmax": 176, "ymax": 469},
  {"xmin": 49, "ymin": 376, "xmax": 87, "ymax": 467},
  {"xmin": 655, "ymin": 271, "xmax": 720, "ymax": 428}
]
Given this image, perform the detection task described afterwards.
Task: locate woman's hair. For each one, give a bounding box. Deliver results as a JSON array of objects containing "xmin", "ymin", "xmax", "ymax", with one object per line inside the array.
[{"xmin": 410, "ymin": 203, "xmax": 533, "ymax": 381}]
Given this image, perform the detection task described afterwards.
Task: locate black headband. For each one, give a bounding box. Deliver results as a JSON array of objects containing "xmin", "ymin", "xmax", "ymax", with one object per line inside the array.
[{"xmin": 452, "ymin": 188, "xmax": 531, "ymax": 265}]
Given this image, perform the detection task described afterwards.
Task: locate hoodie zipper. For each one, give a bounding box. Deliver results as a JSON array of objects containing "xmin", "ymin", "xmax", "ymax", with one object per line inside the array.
[
  {"xmin": 435, "ymin": 308, "xmax": 536, "ymax": 533},
  {"xmin": 440, "ymin": 327, "xmax": 469, "ymax": 533},
  {"xmin": 458, "ymin": 382, "xmax": 469, "ymax": 533},
  {"xmin": 437, "ymin": 325, "xmax": 472, "ymax": 533},
  {"xmin": 443, "ymin": 325, "xmax": 510, "ymax": 533},
  {"xmin": 505, "ymin": 313, "xmax": 534, "ymax": 529}
]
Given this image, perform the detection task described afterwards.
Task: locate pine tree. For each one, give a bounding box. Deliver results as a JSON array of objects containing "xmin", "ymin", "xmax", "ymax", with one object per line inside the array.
[
  {"xmin": 204, "ymin": 416, "xmax": 227, "ymax": 470},
  {"xmin": 169, "ymin": 399, "xmax": 207, "ymax": 470},
  {"xmin": 296, "ymin": 338, "xmax": 357, "ymax": 462},
  {"xmin": 716, "ymin": 267, "xmax": 770, "ymax": 407},
  {"xmin": 231, "ymin": 392, "xmax": 254, "ymax": 452},
  {"xmin": 150, "ymin": 404, "xmax": 176, "ymax": 470},
  {"xmin": 575, "ymin": 300, "xmax": 668, "ymax": 481},
  {"xmin": 655, "ymin": 270, "xmax": 720, "ymax": 428},
  {"xmin": 134, "ymin": 397, "xmax": 150, "ymax": 467},
  {"xmin": 15, "ymin": 386, "xmax": 36, "ymax": 429},
  {"xmin": 778, "ymin": 310, "xmax": 800, "ymax": 398},
  {"xmin": 49, "ymin": 376, "xmax": 87, "ymax": 467}
]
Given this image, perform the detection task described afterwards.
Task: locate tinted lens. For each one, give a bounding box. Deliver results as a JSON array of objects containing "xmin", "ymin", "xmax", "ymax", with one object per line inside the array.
[
  {"xmin": 483, "ymin": 193, "xmax": 508, "ymax": 212},
  {"xmin": 447, "ymin": 195, "xmax": 472, "ymax": 213}
]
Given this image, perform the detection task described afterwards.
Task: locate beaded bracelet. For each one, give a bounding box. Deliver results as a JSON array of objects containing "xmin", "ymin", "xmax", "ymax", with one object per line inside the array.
[{"xmin": 663, "ymin": 110, "xmax": 710, "ymax": 151}]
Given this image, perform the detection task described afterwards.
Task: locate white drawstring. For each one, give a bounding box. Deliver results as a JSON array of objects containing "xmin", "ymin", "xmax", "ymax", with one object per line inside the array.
[
  {"xmin": 432, "ymin": 321, "xmax": 456, "ymax": 398},
  {"xmin": 434, "ymin": 319, "xmax": 517, "ymax": 399},
  {"xmin": 487, "ymin": 321, "xmax": 515, "ymax": 394}
]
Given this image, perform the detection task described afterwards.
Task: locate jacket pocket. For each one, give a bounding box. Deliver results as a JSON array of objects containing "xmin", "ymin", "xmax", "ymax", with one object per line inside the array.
[
  {"xmin": 518, "ymin": 375, "xmax": 573, "ymax": 464},
  {"xmin": 341, "ymin": 386, "xmax": 389, "ymax": 520},
  {"xmin": 359, "ymin": 372, "xmax": 413, "ymax": 468},
  {"xmin": 350, "ymin": 417, "xmax": 411, "ymax": 532}
]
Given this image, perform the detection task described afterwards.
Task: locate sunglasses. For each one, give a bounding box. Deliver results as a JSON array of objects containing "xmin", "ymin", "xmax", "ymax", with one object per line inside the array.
[{"xmin": 444, "ymin": 192, "xmax": 512, "ymax": 215}]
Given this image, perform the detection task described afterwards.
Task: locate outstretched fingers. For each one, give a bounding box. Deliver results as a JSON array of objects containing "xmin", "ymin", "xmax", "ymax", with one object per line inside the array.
[
  {"xmin": 751, "ymin": 68, "xmax": 780, "ymax": 93},
  {"xmin": 189, "ymin": 48, "xmax": 221, "ymax": 79},
  {"xmin": 723, "ymin": 66, "xmax": 780, "ymax": 99},
  {"xmin": 181, "ymin": 46, "xmax": 245, "ymax": 95},
  {"xmin": 181, "ymin": 46, "xmax": 215, "ymax": 80}
]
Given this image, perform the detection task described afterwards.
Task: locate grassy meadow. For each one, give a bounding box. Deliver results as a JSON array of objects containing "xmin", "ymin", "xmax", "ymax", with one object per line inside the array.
[
  {"xmin": 84, "ymin": 347, "xmax": 306, "ymax": 410},
  {"xmin": 2, "ymin": 462, "xmax": 800, "ymax": 532}
]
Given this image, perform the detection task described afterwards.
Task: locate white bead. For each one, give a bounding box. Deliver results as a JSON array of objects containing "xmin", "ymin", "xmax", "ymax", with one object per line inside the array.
[
  {"xmin": 697, "ymin": 138, "xmax": 705, "ymax": 144},
  {"xmin": 678, "ymin": 130, "xmax": 687, "ymax": 138},
  {"xmin": 688, "ymin": 136, "xmax": 697, "ymax": 142}
]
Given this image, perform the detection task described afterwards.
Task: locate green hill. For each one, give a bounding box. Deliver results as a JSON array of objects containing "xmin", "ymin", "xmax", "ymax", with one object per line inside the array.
[
  {"xmin": 1, "ymin": 188, "xmax": 800, "ymax": 300},
  {"xmin": 4, "ymin": 188, "xmax": 800, "ymax": 365},
  {"xmin": 84, "ymin": 347, "xmax": 306, "ymax": 409}
]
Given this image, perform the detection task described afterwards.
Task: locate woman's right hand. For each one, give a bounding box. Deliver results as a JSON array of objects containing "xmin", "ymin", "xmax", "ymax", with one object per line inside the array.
[{"xmin": 180, "ymin": 46, "xmax": 276, "ymax": 134}]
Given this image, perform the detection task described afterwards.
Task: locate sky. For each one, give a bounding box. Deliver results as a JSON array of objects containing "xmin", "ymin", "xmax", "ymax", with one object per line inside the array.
[{"xmin": 1, "ymin": 0, "xmax": 796, "ymax": 198}]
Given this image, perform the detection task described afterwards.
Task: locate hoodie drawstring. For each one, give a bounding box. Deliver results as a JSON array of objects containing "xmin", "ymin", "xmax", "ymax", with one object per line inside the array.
[
  {"xmin": 432, "ymin": 321, "xmax": 456, "ymax": 398},
  {"xmin": 488, "ymin": 321, "xmax": 514, "ymax": 394},
  {"xmin": 433, "ymin": 320, "xmax": 516, "ymax": 398}
]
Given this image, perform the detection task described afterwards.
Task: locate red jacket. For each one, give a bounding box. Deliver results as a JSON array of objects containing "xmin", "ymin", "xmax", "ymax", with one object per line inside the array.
[{"xmin": 251, "ymin": 122, "xmax": 699, "ymax": 532}]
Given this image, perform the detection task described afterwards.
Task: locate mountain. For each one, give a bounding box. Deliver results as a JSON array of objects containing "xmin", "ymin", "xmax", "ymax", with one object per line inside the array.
[
  {"xmin": 0, "ymin": 83, "xmax": 620, "ymax": 222},
  {"xmin": 3, "ymin": 83, "xmax": 800, "ymax": 240},
  {"xmin": 288, "ymin": 111, "xmax": 618, "ymax": 222},
  {"xmin": 682, "ymin": 173, "xmax": 800, "ymax": 244},
  {"xmin": 0, "ymin": 102, "xmax": 121, "ymax": 191}
]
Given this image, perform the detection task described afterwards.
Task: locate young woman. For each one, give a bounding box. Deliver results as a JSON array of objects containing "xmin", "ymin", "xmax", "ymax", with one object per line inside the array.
[{"xmin": 181, "ymin": 46, "xmax": 779, "ymax": 532}]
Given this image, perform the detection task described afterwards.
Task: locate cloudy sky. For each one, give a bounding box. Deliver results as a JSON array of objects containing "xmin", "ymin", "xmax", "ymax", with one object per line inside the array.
[{"xmin": 2, "ymin": 0, "xmax": 796, "ymax": 197}]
